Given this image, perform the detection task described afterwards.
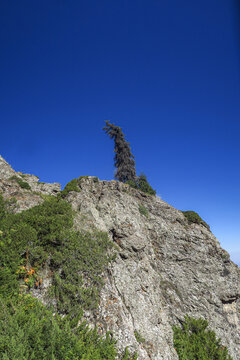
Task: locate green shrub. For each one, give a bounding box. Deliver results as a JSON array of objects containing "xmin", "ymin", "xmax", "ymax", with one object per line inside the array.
[
  {"xmin": 0, "ymin": 295, "xmax": 118, "ymax": 360},
  {"xmin": 181, "ymin": 211, "xmax": 209, "ymax": 229},
  {"xmin": 121, "ymin": 348, "xmax": 138, "ymax": 360},
  {"xmin": 0, "ymin": 196, "xmax": 114, "ymax": 316},
  {"xmin": 60, "ymin": 176, "xmax": 99, "ymax": 198},
  {"xmin": 134, "ymin": 330, "xmax": 145, "ymax": 344},
  {"xmin": 138, "ymin": 205, "xmax": 148, "ymax": 217},
  {"xmin": 126, "ymin": 180, "xmax": 138, "ymax": 190},
  {"xmin": 0, "ymin": 196, "xmax": 73, "ymax": 298},
  {"xmin": 50, "ymin": 230, "xmax": 114, "ymax": 315},
  {"xmin": 173, "ymin": 316, "xmax": 232, "ymax": 360},
  {"xmin": 0, "ymin": 195, "xmax": 18, "ymax": 221},
  {"xmin": 9, "ymin": 175, "xmax": 31, "ymax": 190},
  {"xmin": 0, "ymin": 195, "xmax": 137, "ymax": 360},
  {"xmin": 137, "ymin": 173, "xmax": 156, "ymax": 195},
  {"xmin": 60, "ymin": 178, "xmax": 81, "ymax": 198},
  {"xmin": 93, "ymin": 177, "xmax": 99, "ymax": 183},
  {"xmin": 0, "ymin": 194, "xmax": 6, "ymax": 221},
  {"xmin": 78, "ymin": 175, "xmax": 89, "ymax": 180},
  {"xmin": 127, "ymin": 173, "xmax": 156, "ymax": 196}
]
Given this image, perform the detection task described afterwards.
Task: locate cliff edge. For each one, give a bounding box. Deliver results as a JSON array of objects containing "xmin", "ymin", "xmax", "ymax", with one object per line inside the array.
[{"xmin": 0, "ymin": 155, "xmax": 239, "ymax": 359}]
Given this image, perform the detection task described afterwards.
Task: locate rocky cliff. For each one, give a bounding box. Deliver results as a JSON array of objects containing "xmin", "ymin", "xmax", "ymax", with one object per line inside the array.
[{"xmin": 0, "ymin": 155, "xmax": 239, "ymax": 360}]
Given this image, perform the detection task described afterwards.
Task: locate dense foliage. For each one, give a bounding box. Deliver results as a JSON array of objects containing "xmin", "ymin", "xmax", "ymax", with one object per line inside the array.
[
  {"xmin": 50, "ymin": 230, "xmax": 114, "ymax": 315},
  {"xmin": 181, "ymin": 211, "xmax": 209, "ymax": 229},
  {"xmin": 60, "ymin": 178, "xmax": 81, "ymax": 198},
  {"xmin": 0, "ymin": 195, "xmax": 114, "ymax": 315},
  {"xmin": 9, "ymin": 175, "xmax": 31, "ymax": 190},
  {"xmin": 0, "ymin": 194, "xmax": 136, "ymax": 360},
  {"xmin": 0, "ymin": 295, "xmax": 118, "ymax": 360},
  {"xmin": 60, "ymin": 176, "xmax": 99, "ymax": 198},
  {"xmin": 173, "ymin": 316, "xmax": 233, "ymax": 360},
  {"xmin": 138, "ymin": 204, "xmax": 148, "ymax": 217},
  {"xmin": 127, "ymin": 173, "xmax": 156, "ymax": 196},
  {"xmin": 103, "ymin": 121, "xmax": 137, "ymax": 183}
]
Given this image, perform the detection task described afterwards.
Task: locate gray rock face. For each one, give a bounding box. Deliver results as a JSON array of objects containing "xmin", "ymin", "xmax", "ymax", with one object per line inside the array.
[
  {"xmin": 0, "ymin": 155, "xmax": 61, "ymax": 211},
  {"xmin": 67, "ymin": 178, "xmax": 240, "ymax": 360},
  {"xmin": 0, "ymin": 155, "xmax": 16, "ymax": 179},
  {"xmin": 0, "ymin": 156, "xmax": 239, "ymax": 359}
]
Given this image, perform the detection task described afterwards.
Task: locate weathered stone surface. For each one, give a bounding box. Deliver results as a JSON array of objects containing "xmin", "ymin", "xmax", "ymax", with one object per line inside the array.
[
  {"xmin": 67, "ymin": 178, "xmax": 240, "ymax": 360},
  {"xmin": 0, "ymin": 177, "xmax": 43, "ymax": 212},
  {"xmin": 0, "ymin": 156, "xmax": 239, "ymax": 359},
  {"xmin": 17, "ymin": 172, "xmax": 61, "ymax": 195},
  {"xmin": 0, "ymin": 155, "xmax": 16, "ymax": 179},
  {"xmin": 0, "ymin": 155, "xmax": 61, "ymax": 211}
]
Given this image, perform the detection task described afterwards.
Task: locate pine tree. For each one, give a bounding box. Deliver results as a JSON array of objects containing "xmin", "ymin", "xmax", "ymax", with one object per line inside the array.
[{"xmin": 103, "ymin": 121, "xmax": 137, "ymax": 183}]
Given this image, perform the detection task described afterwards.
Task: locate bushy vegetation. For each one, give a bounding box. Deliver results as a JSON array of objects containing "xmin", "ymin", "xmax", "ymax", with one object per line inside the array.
[
  {"xmin": 0, "ymin": 193, "xmax": 136, "ymax": 359},
  {"xmin": 127, "ymin": 173, "xmax": 156, "ymax": 196},
  {"xmin": 181, "ymin": 211, "xmax": 209, "ymax": 229},
  {"xmin": 60, "ymin": 176, "xmax": 99, "ymax": 198},
  {"xmin": 121, "ymin": 348, "xmax": 137, "ymax": 360},
  {"xmin": 0, "ymin": 195, "xmax": 113, "ymax": 315},
  {"xmin": 173, "ymin": 316, "xmax": 233, "ymax": 360},
  {"xmin": 137, "ymin": 173, "xmax": 156, "ymax": 195},
  {"xmin": 9, "ymin": 175, "xmax": 31, "ymax": 190},
  {"xmin": 49, "ymin": 230, "xmax": 114, "ymax": 315},
  {"xmin": 0, "ymin": 295, "xmax": 118, "ymax": 360},
  {"xmin": 138, "ymin": 204, "xmax": 148, "ymax": 217},
  {"xmin": 0, "ymin": 194, "xmax": 7, "ymax": 221},
  {"xmin": 93, "ymin": 176, "xmax": 99, "ymax": 183},
  {"xmin": 134, "ymin": 330, "xmax": 145, "ymax": 344},
  {"xmin": 60, "ymin": 178, "xmax": 81, "ymax": 198}
]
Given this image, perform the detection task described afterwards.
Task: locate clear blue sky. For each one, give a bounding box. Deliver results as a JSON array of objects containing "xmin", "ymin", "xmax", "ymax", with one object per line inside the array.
[{"xmin": 1, "ymin": 1, "xmax": 240, "ymax": 264}]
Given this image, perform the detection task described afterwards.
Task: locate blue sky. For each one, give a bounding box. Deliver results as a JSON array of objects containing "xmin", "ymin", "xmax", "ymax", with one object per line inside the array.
[{"xmin": 0, "ymin": 1, "xmax": 240, "ymax": 264}]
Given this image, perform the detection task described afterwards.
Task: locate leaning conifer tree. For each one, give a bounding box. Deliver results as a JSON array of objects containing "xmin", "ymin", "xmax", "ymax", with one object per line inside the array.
[{"xmin": 103, "ymin": 121, "xmax": 137, "ymax": 183}]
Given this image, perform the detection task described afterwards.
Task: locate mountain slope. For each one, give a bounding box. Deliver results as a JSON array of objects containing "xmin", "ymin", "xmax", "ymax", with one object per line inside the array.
[
  {"xmin": 0, "ymin": 155, "xmax": 239, "ymax": 360},
  {"xmin": 66, "ymin": 178, "xmax": 240, "ymax": 359}
]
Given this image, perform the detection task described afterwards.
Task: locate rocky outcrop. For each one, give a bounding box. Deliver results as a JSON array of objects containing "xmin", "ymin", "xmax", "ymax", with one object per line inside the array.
[
  {"xmin": 0, "ymin": 155, "xmax": 16, "ymax": 180},
  {"xmin": 66, "ymin": 178, "xmax": 240, "ymax": 360},
  {"xmin": 0, "ymin": 156, "xmax": 239, "ymax": 359},
  {"xmin": 0, "ymin": 155, "xmax": 61, "ymax": 211}
]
